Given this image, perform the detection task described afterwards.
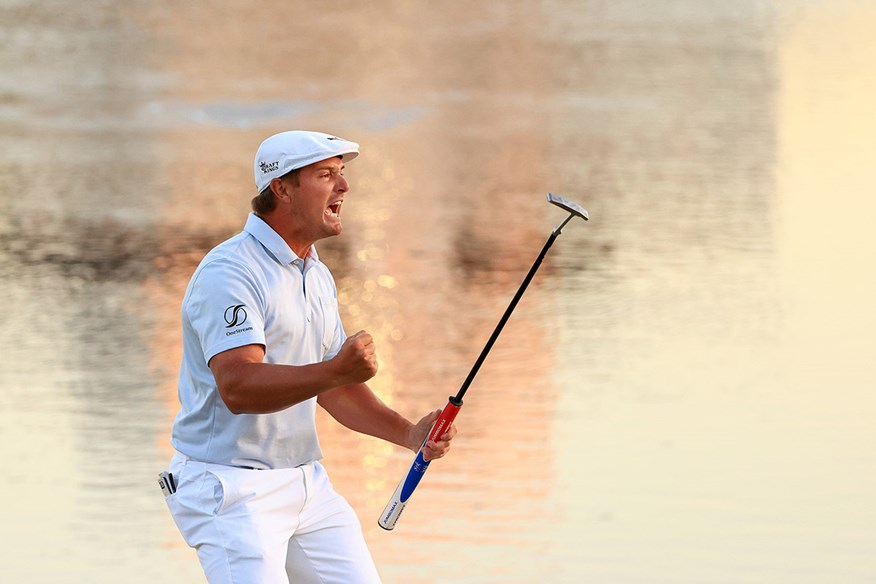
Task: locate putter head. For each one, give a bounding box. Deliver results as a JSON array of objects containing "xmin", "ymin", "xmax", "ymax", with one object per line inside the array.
[{"xmin": 548, "ymin": 193, "xmax": 589, "ymax": 221}]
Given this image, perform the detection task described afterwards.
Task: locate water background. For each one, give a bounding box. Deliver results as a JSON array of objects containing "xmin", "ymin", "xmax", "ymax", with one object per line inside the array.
[{"xmin": 1, "ymin": 1, "xmax": 874, "ymax": 582}]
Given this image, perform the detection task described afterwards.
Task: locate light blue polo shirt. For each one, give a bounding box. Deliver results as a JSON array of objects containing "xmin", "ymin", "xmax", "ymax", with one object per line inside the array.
[{"xmin": 171, "ymin": 213, "xmax": 347, "ymax": 469}]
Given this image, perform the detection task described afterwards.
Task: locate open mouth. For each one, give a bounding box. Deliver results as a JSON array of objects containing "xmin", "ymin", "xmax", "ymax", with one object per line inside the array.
[{"xmin": 327, "ymin": 201, "xmax": 343, "ymax": 217}]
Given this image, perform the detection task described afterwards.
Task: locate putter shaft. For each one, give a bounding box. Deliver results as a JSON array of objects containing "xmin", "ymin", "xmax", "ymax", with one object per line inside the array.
[{"xmin": 454, "ymin": 194, "xmax": 587, "ymax": 402}]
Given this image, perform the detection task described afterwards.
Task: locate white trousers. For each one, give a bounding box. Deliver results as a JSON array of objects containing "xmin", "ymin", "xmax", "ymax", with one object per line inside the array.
[{"xmin": 165, "ymin": 453, "xmax": 382, "ymax": 584}]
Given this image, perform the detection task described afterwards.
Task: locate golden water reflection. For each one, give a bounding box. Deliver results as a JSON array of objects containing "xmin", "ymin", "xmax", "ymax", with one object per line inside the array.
[{"xmin": 1, "ymin": 1, "xmax": 874, "ymax": 583}]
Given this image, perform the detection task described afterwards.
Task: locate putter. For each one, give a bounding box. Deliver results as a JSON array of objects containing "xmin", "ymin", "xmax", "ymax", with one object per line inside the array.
[
  {"xmin": 548, "ymin": 192, "xmax": 589, "ymax": 229},
  {"xmin": 454, "ymin": 193, "xmax": 588, "ymax": 401},
  {"xmin": 379, "ymin": 193, "xmax": 590, "ymax": 530}
]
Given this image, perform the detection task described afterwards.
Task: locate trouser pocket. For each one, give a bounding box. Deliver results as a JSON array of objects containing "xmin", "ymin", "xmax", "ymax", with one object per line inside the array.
[{"xmin": 165, "ymin": 462, "xmax": 236, "ymax": 548}]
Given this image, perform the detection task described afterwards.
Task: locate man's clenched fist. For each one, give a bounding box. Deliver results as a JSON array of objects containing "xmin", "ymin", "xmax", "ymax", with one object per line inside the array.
[{"xmin": 332, "ymin": 330, "xmax": 378, "ymax": 386}]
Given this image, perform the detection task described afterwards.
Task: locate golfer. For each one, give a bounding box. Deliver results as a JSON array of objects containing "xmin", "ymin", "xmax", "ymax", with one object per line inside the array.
[{"xmin": 163, "ymin": 130, "xmax": 456, "ymax": 583}]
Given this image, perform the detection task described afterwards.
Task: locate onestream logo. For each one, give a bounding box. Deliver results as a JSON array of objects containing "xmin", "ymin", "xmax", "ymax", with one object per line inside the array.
[
  {"xmin": 224, "ymin": 304, "xmax": 248, "ymax": 327},
  {"xmin": 224, "ymin": 304, "xmax": 253, "ymax": 336}
]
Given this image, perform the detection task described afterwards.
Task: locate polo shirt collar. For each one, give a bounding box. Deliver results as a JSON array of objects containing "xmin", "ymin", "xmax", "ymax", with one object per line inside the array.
[{"xmin": 243, "ymin": 212, "xmax": 319, "ymax": 266}]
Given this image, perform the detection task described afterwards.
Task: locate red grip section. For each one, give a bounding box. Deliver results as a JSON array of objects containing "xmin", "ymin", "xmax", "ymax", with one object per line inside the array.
[{"xmin": 427, "ymin": 399, "xmax": 462, "ymax": 443}]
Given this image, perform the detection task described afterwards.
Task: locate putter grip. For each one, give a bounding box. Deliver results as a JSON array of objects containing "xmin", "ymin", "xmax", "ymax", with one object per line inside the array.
[{"xmin": 378, "ymin": 397, "xmax": 462, "ymax": 530}]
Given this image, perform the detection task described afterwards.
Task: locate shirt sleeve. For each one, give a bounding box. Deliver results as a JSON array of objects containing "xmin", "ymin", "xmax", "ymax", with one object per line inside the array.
[{"xmin": 184, "ymin": 258, "xmax": 267, "ymax": 364}]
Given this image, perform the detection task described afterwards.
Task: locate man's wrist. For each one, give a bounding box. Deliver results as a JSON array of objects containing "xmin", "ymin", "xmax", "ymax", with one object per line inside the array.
[{"xmin": 406, "ymin": 421, "xmax": 423, "ymax": 453}]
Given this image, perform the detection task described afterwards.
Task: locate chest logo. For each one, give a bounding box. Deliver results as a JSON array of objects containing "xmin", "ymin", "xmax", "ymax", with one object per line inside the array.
[{"xmin": 224, "ymin": 304, "xmax": 248, "ymax": 328}]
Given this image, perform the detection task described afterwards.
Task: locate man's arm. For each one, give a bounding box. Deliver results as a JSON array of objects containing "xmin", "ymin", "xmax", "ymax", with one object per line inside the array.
[
  {"xmin": 318, "ymin": 383, "xmax": 457, "ymax": 461},
  {"xmin": 209, "ymin": 330, "xmax": 378, "ymax": 415}
]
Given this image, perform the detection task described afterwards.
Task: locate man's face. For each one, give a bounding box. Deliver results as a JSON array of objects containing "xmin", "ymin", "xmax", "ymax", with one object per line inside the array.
[{"xmin": 280, "ymin": 156, "xmax": 349, "ymax": 242}]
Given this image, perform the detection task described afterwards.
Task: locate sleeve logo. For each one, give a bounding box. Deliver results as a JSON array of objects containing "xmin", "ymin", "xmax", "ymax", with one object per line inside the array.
[{"xmin": 224, "ymin": 304, "xmax": 248, "ymax": 328}]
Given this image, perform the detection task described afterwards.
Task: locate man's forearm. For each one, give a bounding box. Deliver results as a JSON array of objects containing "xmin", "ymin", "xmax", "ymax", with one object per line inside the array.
[
  {"xmin": 318, "ymin": 383, "xmax": 417, "ymax": 452},
  {"xmin": 217, "ymin": 359, "xmax": 345, "ymax": 415},
  {"xmin": 210, "ymin": 334, "xmax": 378, "ymax": 415}
]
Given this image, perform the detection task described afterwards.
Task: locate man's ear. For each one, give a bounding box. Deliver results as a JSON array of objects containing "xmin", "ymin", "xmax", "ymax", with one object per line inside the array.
[{"xmin": 269, "ymin": 177, "xmax": 290, "ymax": 201}]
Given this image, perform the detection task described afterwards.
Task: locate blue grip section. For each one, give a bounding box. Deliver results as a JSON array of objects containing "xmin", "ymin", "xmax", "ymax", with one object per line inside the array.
[{"xmin": 399, "ymin": 451, "xmax": 432, "ymax": 502}]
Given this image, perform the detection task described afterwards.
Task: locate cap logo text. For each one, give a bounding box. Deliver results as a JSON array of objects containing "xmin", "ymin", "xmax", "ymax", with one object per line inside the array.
[{"xmin": 259, "ymin": 161, "xmax": 279, "ymax": 174}]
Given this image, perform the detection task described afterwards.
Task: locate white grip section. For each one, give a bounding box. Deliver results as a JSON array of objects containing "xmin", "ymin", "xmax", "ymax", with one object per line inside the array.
[{"xmin": 378, "ymin": 476, "xmax": 408, "ymax": 530}]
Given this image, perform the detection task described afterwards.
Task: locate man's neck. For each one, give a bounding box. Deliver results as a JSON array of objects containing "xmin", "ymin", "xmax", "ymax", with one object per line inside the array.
[{"xmin": 255, "ymin": 212, "xmax": 314, "ymax": 260}]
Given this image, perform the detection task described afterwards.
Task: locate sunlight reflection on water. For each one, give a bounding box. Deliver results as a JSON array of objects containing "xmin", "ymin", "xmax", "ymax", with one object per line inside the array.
[{"xmin": 1, "ymin": 1, "xmax": 874, "ymax": 583}]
